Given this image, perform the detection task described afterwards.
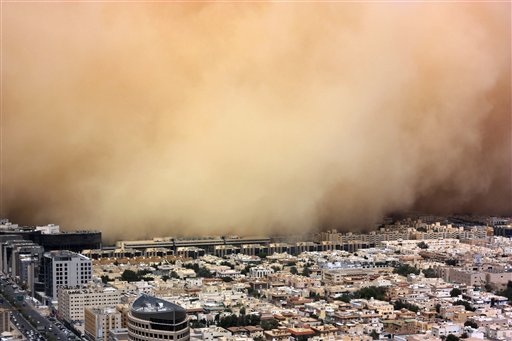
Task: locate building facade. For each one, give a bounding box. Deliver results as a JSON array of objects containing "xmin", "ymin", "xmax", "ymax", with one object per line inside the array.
[
  {"xmin": 58, "ymin": 287, "xmax": 121, "ymax": 322},
  {"xmin": 43, "ymin": 250, "xmax": 92, "ymax": 299},
  {"xmin": 85, "ymin": 307, "xmax": 123, "ymax": 341},
  {"xmin": 127, "ymin": 295, "xmax": 189, "ymax": 341},
  {"xmin": 0, "ymin": 307, "xmax": 10, "ymax": 333}
]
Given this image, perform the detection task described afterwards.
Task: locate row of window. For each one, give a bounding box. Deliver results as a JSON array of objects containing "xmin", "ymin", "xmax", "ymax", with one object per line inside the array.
[
  {"xmin": 129, "ymin": 337, "xmax": 189, "ymax": 341},
  {"xmin": 128, "ymin": 326, "xmax": 188, "ymax": 340}
]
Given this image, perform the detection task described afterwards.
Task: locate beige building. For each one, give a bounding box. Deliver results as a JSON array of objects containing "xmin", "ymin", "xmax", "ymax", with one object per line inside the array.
[
  {"xmin": 322, "ymin": 267, "xmax": 393, "ymax": 284},
  {"xmin": 85, "ymin": 307, "xmax": 123, "ymax": 341},
  {"xmin": 116, "ymin": 304, "xmax": 130, "ymax": 328},
  {"xmin": 366, "ymin": 298, "xmax": 394, "ymax": 319},
  {"xmin": 108, "ymin": 328, "xmax": 129, "ymax": 341},
  {"xmin": 485, "ymin": 271, "xmax": 512, "ymax": 290},
  {"xmin": 447, "ymin": 268, "xmax": 486, "ymax": 287},
  {"xmin": 58, "ymin": 286, "xmax": 121, "ymax": 322},
  {"xmin": 0, "ymin": 307, "xmax": 10, "ymax": 333}
]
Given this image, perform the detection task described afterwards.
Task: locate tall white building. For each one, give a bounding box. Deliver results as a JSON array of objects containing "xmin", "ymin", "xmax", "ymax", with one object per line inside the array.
[
  {"xmin": 58, "ymin": 286, "xmax": 121, "ymax": 322},
  {"xmin": 43, "ymin": 250, "xmax": 92, "ymax": 299}
]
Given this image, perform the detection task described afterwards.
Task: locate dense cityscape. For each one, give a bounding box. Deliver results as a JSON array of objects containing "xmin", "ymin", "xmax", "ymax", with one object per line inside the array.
[
  {"xmin": 1, "ymin": 215, "xmax": 512, "ymax": 341},
  {"xmin": 2, "ymin": 1, "xmax": 510, "ymax": 341}
]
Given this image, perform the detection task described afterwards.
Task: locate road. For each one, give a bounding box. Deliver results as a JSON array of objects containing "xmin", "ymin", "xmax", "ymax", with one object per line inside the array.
[
  {"xmin": 0, "ymin": 288, "xmax": 44, "ymax": 341},
  {"xmin": 0, "ymin": 277, "xmax": 80, "ymax": 341}
]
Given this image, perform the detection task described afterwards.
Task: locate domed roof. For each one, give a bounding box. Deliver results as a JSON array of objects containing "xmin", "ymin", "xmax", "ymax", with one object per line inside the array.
[{"xmin": 131, "ymin": 294, "xmax": 187, "ymax": 325}]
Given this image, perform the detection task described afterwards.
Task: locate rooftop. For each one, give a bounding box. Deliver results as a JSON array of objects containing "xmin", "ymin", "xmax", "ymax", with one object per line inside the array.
[{"xmin": 132, "ymin": 294, "xmax": 186, "ymax": 314}]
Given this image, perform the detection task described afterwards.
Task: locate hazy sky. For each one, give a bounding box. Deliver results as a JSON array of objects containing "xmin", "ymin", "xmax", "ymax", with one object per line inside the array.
[{"xmin": 2, "ymin": 2, "xmax": 511, "ymax": 241}]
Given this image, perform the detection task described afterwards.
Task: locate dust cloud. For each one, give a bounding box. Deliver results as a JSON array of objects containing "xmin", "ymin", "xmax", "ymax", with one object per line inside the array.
[{"xmin": 2, "ymin": 2, "xmax": 511, "ymax": 241}]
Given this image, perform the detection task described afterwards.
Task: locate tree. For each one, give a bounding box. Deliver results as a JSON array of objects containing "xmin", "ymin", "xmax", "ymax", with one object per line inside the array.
[
  {"xmin": 100, "ymin": 275, "xmax": 109, "ymax": 284},
  {"xmin": 241, "ymin": 265, "xmax": 251, "ymax": 276},
  {"xmin": 464, "ymin": 320, "xmax": 478, "ymax": 329},
  {"xmin": 336, "ymin": 287, "xmax": 387, "ymax": 302},
  {"xmin": 337, "ymin": 294, "xmax": 352, "ymax": 303},
  {"xmin": 497, "ymin": 281, "xmax": 512, "ymax": 302},
  {"xmin": 394, "ymin": 300, "xmax": 420, "ymax": 313},
  {"xmin": 219, "ymin": 314, "xmax": 261, "ymax": 329},
  {"xmin": 261, "ymin": 319, "xmax": 279, "ymax": 330},
  {"xmin": 417, "ymin": 241, "xmax": 429, "ymax": 249},
  {"xmin": 219, "ymin": 315, "xmax": 238, "ymax": 328},
  {"xmin": 356, "ymin": 286, "xmax": 387, "ymax": 301},
  {"xmin": 446, "ymin": 259, "xmax": 458, "ymax": 266},
  {"xmin": 170, "ymin": 271, "xmax": 179, "ymax": 279},
  {"xmin": 191, "ymin": 320, "xmax": 206, "ymax": 328},
  {"xmin": 446, "ymin": 334, "xmax": 459, "ymax": 341},
  {"xmin": 258, "ymin": 252, "xmax": 267, "ymax": 259},
  {"xmin": 450, "ymin": 288, "xmax": 462, "ymax": 297},
  {"xmin": 161, "ymin": 275, "xmax": 169, "ymax": 282},
  {"xmin": 302, "ymin": 266, "xmax": 311, "ymax": 277},
  {"xmin": 197, "ymin": 267, "xmax": 213, "ymax": 278},
  {"xmin": 121, "ymin": 270, "xmax": 139, "ymax": 282},
  {"xmin": 290, "ymin": 266, "xmax": 298, "ymax": 275},
  {"xmin": 393, "ymin": 264, "xmax": 420, "ymax": 276},
  {"xmin": 370, "ymin": 330, "xmax": 379, "ymax": 340},
  {"xmin": 423, "ymin": 268, "xmax": 438, "ymax": 278},
  {"xmin": 222, "ymin": 276, "xmax": 233, "ymax": 282},
  {"xmin": 453, "ymin": 300, "xmax": 476, "ymax": 312}
]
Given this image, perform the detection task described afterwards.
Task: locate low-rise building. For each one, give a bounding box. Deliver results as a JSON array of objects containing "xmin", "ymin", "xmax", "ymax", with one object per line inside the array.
[{"xmin": 85, "ymin": 307, "xmax": 123, "ymax": 341}]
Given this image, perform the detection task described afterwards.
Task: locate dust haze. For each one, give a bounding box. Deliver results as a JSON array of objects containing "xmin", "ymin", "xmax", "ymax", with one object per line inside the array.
[{"xmin": 2, "ymin": 2, "xmax": 511, "ymax": 241}]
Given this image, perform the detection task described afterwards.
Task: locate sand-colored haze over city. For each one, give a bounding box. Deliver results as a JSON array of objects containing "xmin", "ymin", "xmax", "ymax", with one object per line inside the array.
[{"xmin": 2, "ymin": 2, "xmax": 511, "ymax": 241}]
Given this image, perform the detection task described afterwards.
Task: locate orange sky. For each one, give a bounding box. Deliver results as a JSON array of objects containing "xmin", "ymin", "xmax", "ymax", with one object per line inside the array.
[{"xmin": 2, "ymin": 2, "xmax": 511, "ymax": 240}]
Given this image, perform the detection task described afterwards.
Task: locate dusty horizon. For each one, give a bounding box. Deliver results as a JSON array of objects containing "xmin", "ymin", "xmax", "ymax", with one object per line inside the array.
[{"xmin": 2, "ymin": 2, "xmax": 511, "ymax": 241}]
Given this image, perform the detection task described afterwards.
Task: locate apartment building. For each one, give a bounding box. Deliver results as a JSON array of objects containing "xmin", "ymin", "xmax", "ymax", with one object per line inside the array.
[
  {"xmin": 58, "ymin": 286, "xmax": 121, "ymax": 322},
  {"xmin": 84, "ymin": 307, "xmax": 123, "ymax": 341}
]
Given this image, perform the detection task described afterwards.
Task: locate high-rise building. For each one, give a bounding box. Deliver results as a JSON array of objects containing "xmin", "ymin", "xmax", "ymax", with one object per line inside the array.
[
  {"xmin": 0, "ymin": 220, "xmax": 102, "ymax": 253},
  {"xmin": 43, "ymin": 250, "xmax": 92, "ymax": 300},
  {"xmin": 127, "ymin": 295, "xmax": 189, "ymax": 341}
]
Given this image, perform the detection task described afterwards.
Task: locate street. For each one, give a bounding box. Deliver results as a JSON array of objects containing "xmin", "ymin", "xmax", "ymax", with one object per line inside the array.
[{"xmin": 0, "ymin": 277, "xmax": 80, "ymax": 341}]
